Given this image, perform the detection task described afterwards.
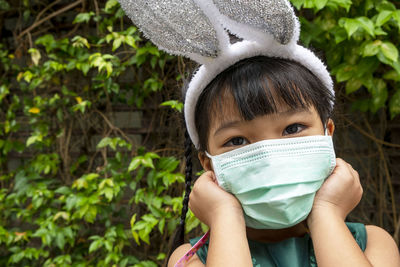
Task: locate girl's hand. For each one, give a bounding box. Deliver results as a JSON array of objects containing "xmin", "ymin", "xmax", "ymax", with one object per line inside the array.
[
  {"xmin": 308, "ymin": 158, "xmax": 363, "ymax": 224},
  {"xmin": 189, "ymin": 171, "xmax": 243, "ymax": 227}
]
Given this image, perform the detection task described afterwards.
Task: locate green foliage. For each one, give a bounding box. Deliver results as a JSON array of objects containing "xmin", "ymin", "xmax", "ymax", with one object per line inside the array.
[
  {"xmin": 160, "ymin": 100, "xmax": 183, "ymax": 113},
  {"xmin": 291, "ymin": 0, "xmax": 400, "ymax": 117},
  {"xmin": 0, "ymin": 0, "xmax": 189, "ymax": 266}
]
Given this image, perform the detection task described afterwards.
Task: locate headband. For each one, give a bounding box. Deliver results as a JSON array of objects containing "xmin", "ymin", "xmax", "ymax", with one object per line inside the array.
[{"xmin": 118, "ymin": 0, "xmax": 334, "ymax": 149}]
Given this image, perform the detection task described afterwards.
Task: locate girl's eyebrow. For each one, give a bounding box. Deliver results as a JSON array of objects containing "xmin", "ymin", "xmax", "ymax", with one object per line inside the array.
[
  {"xmin": 213, "ymin": 120, "xmax": 243, "ymax": 137},
  {"xmin": 278, "ymin": 107, "xmax": 311, "ymax": 116}
]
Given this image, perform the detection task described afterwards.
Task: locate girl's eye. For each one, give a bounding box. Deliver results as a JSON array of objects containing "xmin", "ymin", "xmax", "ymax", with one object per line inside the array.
[
  {"xmin": 224, "ymin": 137, "xmax": 249, "ymax": 146},
  {"xmin": 283, "ymin": 123, "xmax": 306, "ymax": 135}
]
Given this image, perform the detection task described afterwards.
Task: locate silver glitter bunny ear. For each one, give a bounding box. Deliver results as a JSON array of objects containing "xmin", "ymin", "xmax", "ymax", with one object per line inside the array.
[
  {"xmin": 118, "ymin": 0, "xmax": 225, "ymax": 63},
  {"xmin": 212, "ymin": 0, "xmax": 298, "ymax": 45},
  {"xmin": 119, "ymin": 0, "xmax": 334, "ymax": 149}
]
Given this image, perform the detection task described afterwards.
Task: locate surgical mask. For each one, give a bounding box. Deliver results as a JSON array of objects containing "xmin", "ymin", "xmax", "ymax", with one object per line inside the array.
[{"xmin": 206, "ymin": 135, "xmax": 336, "ymax": 229}]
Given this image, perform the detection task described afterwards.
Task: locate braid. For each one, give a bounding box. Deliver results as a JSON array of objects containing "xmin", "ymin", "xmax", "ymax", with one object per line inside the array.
[
  {"xmin": 181, "ymin": 128, "xmax": 193, "ymax": 228},
  {"xmin": 167, "ymin": 127, "xmax": 193, "ymax": 261}
]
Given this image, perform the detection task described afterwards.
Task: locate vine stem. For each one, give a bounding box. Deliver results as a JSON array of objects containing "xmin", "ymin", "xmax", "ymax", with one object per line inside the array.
[
  {"xmin": 342, "ymin": 116, "xmax": 400, "ymax": 148},
  {"xmin": 362, "ymin": 115, "xmax": 398, "ymax": 229},
  {"xmin": 95, "ymin": 109, "xmax": 134, "ymax": 146},
  {"xmin": 17, "ymin": 0, "xmax": 84, "ymax": 40},
  {"xmin": 34, "ymin": 0, "xmax": 63, "ymax": 23}
]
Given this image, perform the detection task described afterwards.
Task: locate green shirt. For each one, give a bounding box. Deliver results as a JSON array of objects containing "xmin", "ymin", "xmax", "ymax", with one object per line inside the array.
[{"xmin": 189, "ymin": 222, "xmax": 367, "ymax": 267}]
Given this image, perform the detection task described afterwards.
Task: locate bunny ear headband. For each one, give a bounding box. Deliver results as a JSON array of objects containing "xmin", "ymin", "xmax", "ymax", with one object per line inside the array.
[{"xmin": 118, "ymin": 0, "xmax": 334, "ymax": 149}]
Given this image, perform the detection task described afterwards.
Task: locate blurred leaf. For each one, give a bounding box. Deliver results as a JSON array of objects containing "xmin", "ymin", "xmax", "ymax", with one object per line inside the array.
[
  {"xmin": 375, "ymin": 10, "xmax": 393, "ymax": 26},
  {"xmin": 368, "ymin": 79, "xmax": 388, "ymax": 113},
  {"xmin": 73, "ymin": 12, "xmax": 95, "ymax": 24},
  {"xmin": 105, "ymin": 0, "xmax": 119, "ymax": 12},
  {"xmin": 363, "ymin": 40, "xmax": 381, "ymax": 57},
  {"xmin": 346, "ymin": 78, "xmax": 363, "ymax": 94},
  {"xmin": 380, "ymin": 41, "xmax": 399, "ymax": 62},
  {"xmin": 28, "ymin": 107, "xmax": 40, "ymax": 114},
  {"xmin": 160, "ymin": 100, "xmax": 183, "ymax": 112},
  {"xmin": 389, "ymin": 89, "xmax": 400, "ymax": 119},
  {"xmin": 28, "ymin": 48, "xmax": 41, "ymax": 65}
]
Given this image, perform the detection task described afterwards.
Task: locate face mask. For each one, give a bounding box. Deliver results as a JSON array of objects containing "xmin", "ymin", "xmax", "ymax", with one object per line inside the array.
[{"xmin": 206, "ymin": 135, "xmax": 336, "ymax": 229}]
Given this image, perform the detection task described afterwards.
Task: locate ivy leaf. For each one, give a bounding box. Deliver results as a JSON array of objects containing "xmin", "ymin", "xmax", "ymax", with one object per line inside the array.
[
  {"xmin": 356, "ymin": 17, "xmax": 375, "ymax": 37},
  {"xmin": 313, "ymin": 0, "xmax": 328, "ymax": 10},
  {"xmin": 128, "ymin": 158, "xmax": 142, "ymax": 172},
  {"xmin": 157, "ymin": 253, "xmax": 166, "ymax": 261},
  {"xmin": 340, "ymin": 17, "xmax": 375, "ymax": 38},
  {"xmin": 105, "ymin": 0, "xmax": 119, "ymax": 12},
  {"xmin": 35, "ymin": 34, "xmax": 56, "ymax": 53},
  {"xmin": 158, "ymin": 217, "xmax": 165, "ymax": 234},
  {"xmin": 290, "ymin": 0, "xmax": 304, "ymax": 10},
  {"xmin": 97, "ymin": 137, "xmax": 112, "ymax": 149},
  {"xmin": 29, "ymin": 107, "xmax": 40, "ymax": 114},
  {"xmin": 392, "ymin": 10, "xmax": 400, "ymax": 30},
  {"xmin": 88, "ymin": 239, "xmax": 103, "ymax": 253},
  {"xmin": 376, "ymin": 1, "xmax": 396, "ymax": 12},
  {"xmin": 112, "ymin": 37, "xmax": 123, "ymax": 51},
  {"xmin": 28, "ymin": 48, "xmax": 41, "ymax": 66},
  {"xmin": 340, "ymin": 18, "xmax": 360, "ymax": 38},
  {"xmin": 383, "ymin": 70, "xmax": 400, "ymax": 81},
  {"xmin": 368, "ymin": 79, "xmax": 388, "ymax": 113},
  {"xmin": 55, "ymin": 232, "xmax": 66, "ymax": 250},
  {"xmin": 73, "ymin": 12, "xmax": 94, "ymax": 24},
  {"xmin": 328, "ymin": 0, "xmax": 352, "ymax": 11},
  {"xmin": 125, "ymin": 36, "xmax": 137, "ymax": 48},
  {"xmin": 160, "ymin": 100, "xmax": 183, "ymax": 112},
  {"xmin": 389, "ymin": 89, "xmax": 400, "ymax": 119},
  {"xmin": 333, "ymin": 28, "xmax": 347, "ymax": 44},
  {"xmin": 380, "ymin": 41, "xmax": 399, "ymax": 62},
  {"xmin": 141, "ymin": 157, "xmax": 155, "ymax": 169},
  {"xmin": 346, "ymin": 78, "xmax": 363, "ymax": 94},
  {"xmin": 363, "ymin": 40, "xmax": 381, "ymax": 57},
  {"xmin": 375, "ymin": 10, "xmax": 393, "ymax": 27},
  {"xmin": 71, "ymin": 36, "xmax": 90, "ymax": 49},
  {"xmin": 335, "ymin": 64, "xmax": 355, "ymax": 82}
]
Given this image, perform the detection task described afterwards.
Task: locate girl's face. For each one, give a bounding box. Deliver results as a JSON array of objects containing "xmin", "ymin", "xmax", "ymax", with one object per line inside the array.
[{"xmin": 199, "ymin": 93, "xmax": 334, "ymax": 169}]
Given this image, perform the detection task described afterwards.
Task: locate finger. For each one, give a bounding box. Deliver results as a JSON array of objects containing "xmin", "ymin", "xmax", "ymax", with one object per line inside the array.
[
  {"xmin": 201, "ymin": 170, "xmax": 215, "ymax": 181},
  {"xmin": 335, "ymin": 157, "xmax": 346, "ymax": 166},
  {"xmin": 193, "ymin": 171, "xmax": 213, "ymax": 187}
]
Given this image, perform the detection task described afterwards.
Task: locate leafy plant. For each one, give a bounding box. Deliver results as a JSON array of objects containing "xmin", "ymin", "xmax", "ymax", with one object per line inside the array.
[
  {"xmin": 0, "ymin": 0, "xmax": 189, "ymax": 266},
  {"xmin": 291, "ymin": 0, "xmax": 400, "ymax": 117}
]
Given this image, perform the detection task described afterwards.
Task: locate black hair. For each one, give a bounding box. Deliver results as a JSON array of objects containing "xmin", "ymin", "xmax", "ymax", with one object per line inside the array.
[{"xmin": 168, "ymin": 56, "xmax": 334, "ymax": 260}]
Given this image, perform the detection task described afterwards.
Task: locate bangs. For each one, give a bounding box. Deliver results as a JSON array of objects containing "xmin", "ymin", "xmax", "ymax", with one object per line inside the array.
[{"xmin": 194, "ymin": 56, "xmax": 335, "ymax": 151}]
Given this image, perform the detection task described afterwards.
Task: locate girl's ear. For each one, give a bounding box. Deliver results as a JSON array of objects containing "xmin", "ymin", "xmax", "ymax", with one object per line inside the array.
[
  {"xmin": 327, "ymin": 118, "xmax": 335, "ymax": 136},
  {"xmin": 198, "ymin": 152, "xmax": 212, "ymax": 171}
]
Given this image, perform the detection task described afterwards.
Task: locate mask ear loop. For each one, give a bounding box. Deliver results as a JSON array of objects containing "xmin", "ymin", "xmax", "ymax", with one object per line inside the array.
[{"xmin": 324, "ymin": 124, "xmax": 329, "ymax": 136}]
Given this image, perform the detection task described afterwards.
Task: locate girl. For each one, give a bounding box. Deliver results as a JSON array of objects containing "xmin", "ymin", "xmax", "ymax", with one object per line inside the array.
[
  {"xmin": 116, "ymin": 0, "xmax": 400, "ymax": 265},
  {"xmin": 168, "ymin": 56, "xmax": 400, "ymax": 267}
]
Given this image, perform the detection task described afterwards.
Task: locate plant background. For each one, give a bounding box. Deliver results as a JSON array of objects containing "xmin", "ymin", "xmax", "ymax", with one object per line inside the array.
[{"xmin": 0, "ymin": 0, "xmax": 399, "ymax": 266}]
